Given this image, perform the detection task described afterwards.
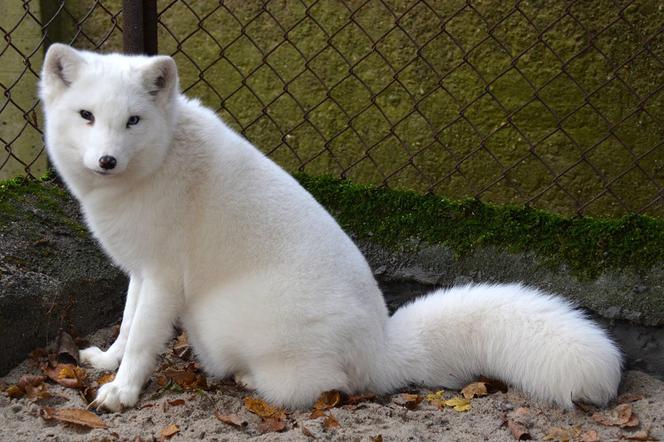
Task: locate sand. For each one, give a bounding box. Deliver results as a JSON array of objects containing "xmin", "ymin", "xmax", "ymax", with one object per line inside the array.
[{"xmin": 1, "ymin": 325, "xmax": 662, "ymax": 441}]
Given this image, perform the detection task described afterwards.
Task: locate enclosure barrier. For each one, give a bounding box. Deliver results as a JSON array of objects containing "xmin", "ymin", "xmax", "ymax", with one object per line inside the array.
[{"xmin": 1, "ymin": 0, "xmax": 662, "ymax": 217}]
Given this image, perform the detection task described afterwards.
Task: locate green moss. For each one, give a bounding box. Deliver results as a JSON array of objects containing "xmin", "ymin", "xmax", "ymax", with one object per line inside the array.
[
  {"xmin": 296, "ymin": 173, "xmax": 664, "ymax": 279},
  {"xmin": 0, "ymin": 176, "xmax": 86, "ymax": 237},
  {"xmin": 3, "ymin": 174, "xmax": 662, "ymax": 280}
]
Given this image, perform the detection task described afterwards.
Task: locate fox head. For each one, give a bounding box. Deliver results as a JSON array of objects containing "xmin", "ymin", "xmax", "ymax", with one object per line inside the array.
[{"xmin": 40, "ymin": 44, "xmax": 179, "ymax": 195}]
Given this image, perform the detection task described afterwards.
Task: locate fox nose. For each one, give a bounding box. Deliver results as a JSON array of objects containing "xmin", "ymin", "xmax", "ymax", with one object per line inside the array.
[{"xmin": 98, "ymin": 155, "xmax": 117, "ymax": 170}]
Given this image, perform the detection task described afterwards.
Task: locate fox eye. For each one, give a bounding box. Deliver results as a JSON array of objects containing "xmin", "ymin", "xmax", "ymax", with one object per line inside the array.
[
  {"xmin": 126, "ymin": 115, "xmax": 140, "ymax": 127},
  {"xmin": 79, "ymin": 110, "xmax": 94, "ymax": 123}
]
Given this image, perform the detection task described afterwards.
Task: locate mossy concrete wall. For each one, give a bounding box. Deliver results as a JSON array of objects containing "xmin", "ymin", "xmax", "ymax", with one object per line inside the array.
[
  {"xmin": 1, "ymin": 177, "xmax": 662, "ymax": 377},
  {"xmin": 15, "ymin": 1, "xmax": 664, "ymax": 216}
]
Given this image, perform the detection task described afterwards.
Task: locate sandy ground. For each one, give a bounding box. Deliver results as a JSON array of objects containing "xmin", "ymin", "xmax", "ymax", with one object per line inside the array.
[{"xmin": 1, "ymin": 325, "xmax": 663, "ymax": 442}]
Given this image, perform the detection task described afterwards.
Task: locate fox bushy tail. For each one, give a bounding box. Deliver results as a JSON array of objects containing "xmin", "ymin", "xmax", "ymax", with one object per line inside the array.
[{"xmin": 372, "ymin": 284, "xmax": 622, "ymax": 408}]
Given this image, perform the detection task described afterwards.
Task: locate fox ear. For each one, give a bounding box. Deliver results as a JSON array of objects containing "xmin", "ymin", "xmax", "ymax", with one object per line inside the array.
[
  {"xmin": 142, "ymin": 56, "xmax": 178, "ymax": 103},
  {"xmin": 40, "ymin": 44, "xmax": 84, "ymax": 101}
]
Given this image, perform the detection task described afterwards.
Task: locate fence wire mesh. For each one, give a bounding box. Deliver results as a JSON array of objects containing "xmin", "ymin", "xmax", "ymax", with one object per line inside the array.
[{"xmin": 2, "ymin": 0, "xmax": 663, "ymax": 217}]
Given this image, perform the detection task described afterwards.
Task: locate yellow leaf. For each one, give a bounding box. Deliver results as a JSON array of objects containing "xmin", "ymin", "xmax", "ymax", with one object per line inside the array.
[
  {"xmin": 244, "ymin": 396, "xmax": 286, "ymax": 420},
  {"xmin": 313, "ymin": 390, "xmax": 342, "ymax": 411},
  {"xmin": 444, "ymin": 396, "xmax": 471, "ymax": 412},
  {"xmin": 97, "ymin": 373, "xmax": 115, "ymax": 386},
  {"xmin": 461, "ymin": 382, "xmax": 488, "ymax": 399}
]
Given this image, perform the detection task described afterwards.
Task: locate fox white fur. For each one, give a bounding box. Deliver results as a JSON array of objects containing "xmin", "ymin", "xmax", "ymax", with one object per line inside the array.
[{"xmin": 39, "ymin": 44, "xmax": 622, "ymax": 412}]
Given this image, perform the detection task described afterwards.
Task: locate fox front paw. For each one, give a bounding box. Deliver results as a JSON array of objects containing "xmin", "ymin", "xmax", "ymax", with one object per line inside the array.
[
  {"xmin": 90, "ymin": 380, "xmax": 139, "ymax": 412},
  {"xmin": 79, "ymin": 346, "xmax": 121, "ymax": 371}
]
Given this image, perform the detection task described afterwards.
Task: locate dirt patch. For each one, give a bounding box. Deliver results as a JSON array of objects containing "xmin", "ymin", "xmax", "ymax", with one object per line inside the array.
[{"xmin": 1, "ymin": 325, "xmax": 662, "ymax": 441}]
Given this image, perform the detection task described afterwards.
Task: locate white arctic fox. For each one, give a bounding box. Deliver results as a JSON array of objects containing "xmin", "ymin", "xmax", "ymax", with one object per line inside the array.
[{"xmin": 39, "ymin": 44, "xmax": 622, "ymax": 412}]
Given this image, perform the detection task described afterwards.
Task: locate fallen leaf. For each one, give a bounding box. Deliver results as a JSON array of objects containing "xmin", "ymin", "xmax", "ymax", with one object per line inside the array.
[
  {"xmin": 309, "ymin": 409, "xmax": 326, "ymax": 419},
  {"xmin": 56, "ymin": 331, "xmax": 80, "ymax": 365},
  {"xmin": 167, "ymin": 399, "xmax": 185, "ymax": 407},
  {"xmin": 507, "ymin": 420, "xmax": 531, "ymax": 440},
  {"xmin": 345, "ymin": 393, "xmax": 375, "ymax": 405},
  {"xmin": 80, "ymin": 386, "xmax": 97, "ymax": 404},
  {"xmin": 6, "ymin": 384, "xmax": 24, "ymax": 399},
  {"xmin": 625, "ymin": 430, "xmax": 659, "ymax": 441},
  {"xmin": 173, "ymin": 332, "xmax": 191, "ymax": 360},
  {"xmin": 160, "ymin": 423, "xmax": 180, "ymax": 439},
  {"xmin": 372, "ymin": 436, "xmax": 383, "ymax": 442},
  {"xmin": 43, "ymin": 363, "xmax": 87, "ymax": 389},
  {"xmin": 444, "ymin": 396, "xmax": 471, "ymax": 412},
  {"xmin": 579, "ymin": 430, "xmax": 600, "ymax": 442},
  {"xmin": 214, "ymin": 411, "xmax": 247, "ymax": 428},
  {"xmin": 20, "ymin": 375, "xmax": 50, "ymax": 400},
  {"xmin": 425, "ymin": 390, "xmax": 446, "ymax": 408},
  {"xmin": 394, "ymin": 393, "xmax": 422, "ymax": 410},
  {"xmin": 461, "ymin": 382, "xmax": 488, "ymax": 399},
  {"xmin": 162, "ymin": 364, "xmax": 207, "ymax": 390},
  {"xmin": 543, "ymin": 427, "xmax": 571, "ymax": 442},
  {"xmin": 41, "ymin": 407, "xmax": 107, "ymax": 429},
  {"xmin": 97, "ymin": 373, "xmax": 115, "ymax": 386},
  {"xmin": 323, "ymin": 414, "xmax": 340, "ymax": 429},
  {"xmin": 258, "ymin": 417, "xmax": 286, "ymax": 433},
  {"xmin": 244, "ymin": 396, "xmax": 286, "ymax": 420},
  {"xmin": 592, "ymin": 403, "xmax": 640, "ymax": 428},
  {"xmin": 313, "ymin": 390, "xmax": 342, "ymax": 411}
]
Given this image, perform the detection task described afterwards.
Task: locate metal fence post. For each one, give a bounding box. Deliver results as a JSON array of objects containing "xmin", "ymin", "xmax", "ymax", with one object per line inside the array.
[{"xmin": 122, "ymin": 0, "xmax": 157, "ymax": 55}]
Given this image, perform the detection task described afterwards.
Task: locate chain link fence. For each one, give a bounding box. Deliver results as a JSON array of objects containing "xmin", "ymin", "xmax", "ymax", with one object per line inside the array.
[{"xmin": 2, "ymin": 1, "xmax": 663, "ymax": 217}]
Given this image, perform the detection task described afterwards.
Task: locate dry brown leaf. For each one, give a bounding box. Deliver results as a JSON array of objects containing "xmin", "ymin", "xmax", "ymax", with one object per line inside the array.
[
  {"xmin": 244, "ymin": 396, "xmax": 286, "ymax": 420},
  {"xmin": 371, "ymin": 436, "xmax": 383, "ymax": 442},
  {"xmin": 624, "ymin": 430, "xmax": 659, "ymax": 441},
  {"xmin": 55, "ymin": 331, "xmax": 80, "ymax": 365},
  {"xmin": 323, "ymin": 414, "xmax": 340, "ymax": 429},
  {"xmin": 543, "ymin": 427, "xmax": 571, "ymax": 442},
  {"xmin": 41, "ymin": 407, "xmax": 107, "ymax": 429},
  {"xmin": 43, "ymin": 363, "xmax": 87, "ymax": 389},
  {"xmin": 6, "ymin": 384, "xmax": 24, "ymax": 399},
  {"xmin": 395, "ymin": 393, "xmax": 422, "ymax": 410},
  {"xmin": 309, "ymin": 409, "xmax": 327, "ymax": 419},
  {"xmin": 592, "ymin": 403, "xmax": 639, "ymax": 428},
  {"xmin": 313, "ymin": 390, "xmax": 342, "ymax": 411},
  {"xmin": 507, "ymin": 420, "xmax": 531, "ymax": 440},
  {"xmin": 214, "ymin": 411, "xmax": 248, "ymax": 428},
  {"xmin": 97, "ymin": 372, "xmax": 115, "ymax": 386},
  {"xmin": 16, "ymin": 375, "xmax": 50, "ymax": 400},
  {"xmin": 167, "ymin": 399, "xmax": 185, "ymax": 407},
  {"xmin": 173, "ymin": 332, "xmax": 191, "ymax": 359},
  {"xmin": 461, "ymin": 382, "xmax": 488, "ymax": 399},
  {"xmin": 258, "ymin": 417, "xmax": 286, "ymax": 433},
  {"xmin": 162, "ymin": 364, "xmax": 207, "ymax": 390},
  {"xmin": 345, "ymin": 393, "xmax": 375, "ymax": 405},
  {"xmin": 80, "ymin": 386, "xmax": 97, "ymax": 404},
  {"xmin": 160, "ymin": 423, "xmax": 180, "ymax": 439}
]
